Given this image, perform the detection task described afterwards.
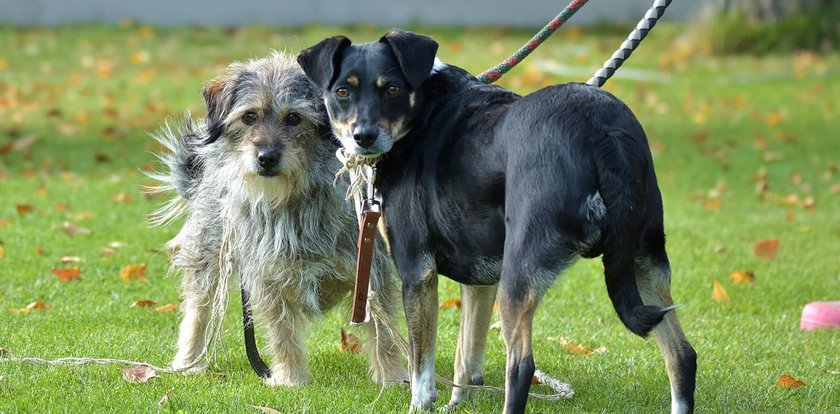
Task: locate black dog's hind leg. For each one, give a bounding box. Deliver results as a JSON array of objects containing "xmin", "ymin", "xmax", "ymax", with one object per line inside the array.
[
  {"xmin": 445, "ymin": 283, "xmax": 498, "ymax": 409},
  {"xmin": 498, "ymin": 224, "xmax": 575, "ymax": 413},
  {"xmin": 636, "ymin": 231, "xmax": 696, "ymax": 413}
]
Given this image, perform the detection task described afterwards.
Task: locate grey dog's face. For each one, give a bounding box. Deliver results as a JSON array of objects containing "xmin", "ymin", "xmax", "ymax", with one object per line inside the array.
[{"xmin": 202, "ymin": 54, "xmax": 326, "ymax": 205}]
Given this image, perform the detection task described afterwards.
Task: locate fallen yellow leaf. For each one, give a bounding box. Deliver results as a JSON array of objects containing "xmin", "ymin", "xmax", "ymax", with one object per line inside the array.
[
  {"xmin": 13, "ymin": 299, "xmax": 49, "ymax": 314},
  {"xmin": 729, "ymin": 271, "xmax": 755, "ymax": 285},
  {"xmin": 132, "ymin": 299, "xmax": 158, "ymax": 307},
  {"xmin": 154, "ymin": 303, "xmax": 177, "ymax": 312},
  {"xmin": 548, "ymin": 337, "xmax": 606, "ymax": 356},
  {"xmin": 713, "ymin": 280, "xmax": 729, "ymax": 302},
  {"xmin": 440, "ymin": 297, "xmax": 462, "ymax": 310},
  {"xmin": 120, "ymin": 263, "xmax": 147, "ymax": 282}
]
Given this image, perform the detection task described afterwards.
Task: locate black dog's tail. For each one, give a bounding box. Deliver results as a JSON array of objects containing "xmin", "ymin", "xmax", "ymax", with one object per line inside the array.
[
  {"xmin": 594, "ymin": 127, "xmax": 672, "ymax": 337},
  {"xmin": 145, "ymin": 113, "xmax": 205, "ymax": 226}
]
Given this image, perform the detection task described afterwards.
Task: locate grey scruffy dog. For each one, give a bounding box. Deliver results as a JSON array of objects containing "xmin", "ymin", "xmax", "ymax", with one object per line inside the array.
[{"xmin": 147, "ymin": 52, "xmax": 407, "ymax": 386}]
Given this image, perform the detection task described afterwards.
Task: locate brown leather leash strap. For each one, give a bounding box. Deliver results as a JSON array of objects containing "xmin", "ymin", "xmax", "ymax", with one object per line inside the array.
[{"xmin": 351, "ymin": 199, "xmax": 381, "ymax": 324}]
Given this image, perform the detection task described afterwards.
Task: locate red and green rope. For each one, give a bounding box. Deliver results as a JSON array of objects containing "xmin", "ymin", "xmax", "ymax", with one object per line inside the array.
[{"xmin": 476, "ymin": 0, "xmax": 590, "ymax": 84}]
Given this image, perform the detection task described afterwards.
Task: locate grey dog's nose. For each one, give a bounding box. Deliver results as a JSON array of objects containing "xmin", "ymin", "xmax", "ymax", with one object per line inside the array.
[
  {"xmin": 353, "ymin": 127, "xmax": 377, "ymax": 148},
  {"xmin": 257, "ymin": 148, "xmax": 280, "ymax": 170}
]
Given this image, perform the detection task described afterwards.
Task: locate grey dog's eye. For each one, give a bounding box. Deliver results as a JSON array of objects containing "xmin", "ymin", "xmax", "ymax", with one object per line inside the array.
[
  {"xmin": 286, "ymin": 112, "xmax": 301, "ymax": 126},
  {"xmin": 242, "ymin": 111, "xmax": 258, "ymax": 125},
  {"xmin": 386, "ymin": 86, "xmax": 401, "ymax": 97},
  {"xmin": 335, "ymin": 88, "xmax": 349, "ymax": 98}
]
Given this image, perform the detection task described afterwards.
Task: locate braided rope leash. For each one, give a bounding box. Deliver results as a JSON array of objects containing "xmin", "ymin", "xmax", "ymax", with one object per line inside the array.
[
  {"xmin": 586, "ymin": 0, "xmax": 673, "ymax": 87},
  {"xmin": 476, "ymin": 0, "xmax": 590, "ymax": 84}
]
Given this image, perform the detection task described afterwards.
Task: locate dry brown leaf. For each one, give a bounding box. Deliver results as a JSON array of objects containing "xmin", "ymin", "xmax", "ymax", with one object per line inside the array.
[
  {"xmin": 52, "ymin": 267, "xmax": 81, "ymax": 282},
  {"xmin": 440, "ymin": 297, "xmax": 462, "ymax": 310},
  {"xmin": 16, "ymin": 204, "xmax": 34, "ymax": 216},
  {"xmin": 132, "ymin": 299, "xmax": 158, "ymax": 307},
  {"xmin": 729, "ymin": 271, "xmax": 755, "ymax": 285},
  {"xmin": 61, "ymin": 221, "xmax": 91, "ymax": 236},
  {"xmin": 531, "ymin": 375, "xmax": 542, "ymax": 385},
  {"xmin": 112, "ymin": 192, "xmax": 134, "ymax": 203},
  {"xmin": 704, "ymin": 199, "xmax": 721, "ymax": 211},
  {"xmin": 120, "ymin": 263, "xmax": 147, "ymax": 282},
  {"xmin": 122, "ymin": 365, "xmax": 156, "ymax": 383},
  {"xmin": 154, "ymin": 303, "xmax": 177, "ymax": 313},
  {"xmin": 0, "ymin": 218, "xmax": 8, "ymax": 228},
  {"xmin": 785, "ymin": 209, "xmax": 796, "ymax": 222},
  {"xmin": 776, "ymin": 374, "xmax": 805, "ymax": 390},
  {"xmin": 754, "ymin": 239, "xmax": 780, "ymax": 260},
  {"xmin": 101, "ymin": 247, "xmax": 117, "ymax": 257},
  {"xmin": 35, "ymin": 246, "xmax": 45, "ymax": 255},
  {"xmin": 781, "ymin": 194, "xmax": 800, "ymax": 206},
  {"xmin": 764, "ymin": 111, "xmax": 783, "ymax": 126},
  {"xmin": 713, "ymin": 280, "xmax": 729, "ymax": 302},
  {"xmin": 831, "ymin": 183, "xmax": 840, "ymax": 194},
  {"xmin": 802, "ymin": 196, "xmax": 816, "ymax": 210},
  {"xmin": 13, "ymin": 299, "xmax": 49, "ymax": 314},
  {"xmin": 548, "ymin": 337, "xmax": 606, "ymax": 356},
  {"xmin": 37, "ymin": 185, "xmax": 47, "ymax": 197},
  {"xmin": 339, "ymin": 328, "xmax": 362, "ymax": 354}
]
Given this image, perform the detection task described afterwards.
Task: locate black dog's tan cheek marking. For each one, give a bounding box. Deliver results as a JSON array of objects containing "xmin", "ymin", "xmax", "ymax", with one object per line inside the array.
[
  {"xmin": 376, "ymin": 76, "xmax": 387, "ymax": 88},
  {"xmin": 347, "ymin": 75, "xmax": 359, "ymax": 87}
]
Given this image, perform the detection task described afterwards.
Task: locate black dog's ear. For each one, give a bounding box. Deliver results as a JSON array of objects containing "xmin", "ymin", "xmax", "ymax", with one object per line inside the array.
[
  {"xmin": 297, "ymin": 36, "xmax": 352, "ymax": 90},
  {"xmin": 202, "ymin": 75, "xmax": 234, "ymax": 144},
  {"xmin": 380, "ymin": 29, "xmax": 439, "ymax": 90}
]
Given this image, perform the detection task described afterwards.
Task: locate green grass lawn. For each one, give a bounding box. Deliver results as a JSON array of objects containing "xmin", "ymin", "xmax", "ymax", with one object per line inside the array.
[{"xmin": 1, "ymin": 23, "xmax": 839, "ymax": 413}]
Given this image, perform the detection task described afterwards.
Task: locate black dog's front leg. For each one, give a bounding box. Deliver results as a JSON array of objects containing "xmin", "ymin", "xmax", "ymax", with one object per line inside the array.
[{"xmin": 402, "ymin": 266, "xmax": 439, "ymax": 411}]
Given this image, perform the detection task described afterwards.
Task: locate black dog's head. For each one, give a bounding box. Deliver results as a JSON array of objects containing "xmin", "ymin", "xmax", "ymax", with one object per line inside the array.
[{"xmin": 297, "ymin": 29, "xmax": 438, "ymax": 158}]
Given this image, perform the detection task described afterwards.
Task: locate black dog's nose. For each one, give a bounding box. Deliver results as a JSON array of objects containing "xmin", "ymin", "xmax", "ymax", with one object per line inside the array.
[
  {"xmin": 257, "ymin": 149, "xmax": 280, "ymax": 170},
  {"xmin": 353, "ymin": 127, "xmax": 377, "ymax": 148}
]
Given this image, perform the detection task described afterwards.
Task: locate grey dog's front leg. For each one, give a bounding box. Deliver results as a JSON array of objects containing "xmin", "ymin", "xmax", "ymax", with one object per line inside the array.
[{"xmin": 404, "ymin": 267, "xmax": 439, "ymax": 412}]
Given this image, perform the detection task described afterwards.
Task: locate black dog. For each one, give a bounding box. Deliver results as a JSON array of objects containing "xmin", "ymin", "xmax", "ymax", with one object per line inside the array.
[{"xmin": 298, "ymin": 30, "xmax": 696, "ymax": 413}]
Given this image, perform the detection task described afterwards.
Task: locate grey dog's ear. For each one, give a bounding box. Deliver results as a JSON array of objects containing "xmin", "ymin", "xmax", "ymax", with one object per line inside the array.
[
  {"xmin": 202, "ymin": 75, "xmax": 234, "ymax": 144},
  {"xmin": 297, "ymin": 36, "xmax": 352, "ymax": 90},
  {"xmin": 380, "ymin": 29, "xmax": 439, "ymax": 90}
]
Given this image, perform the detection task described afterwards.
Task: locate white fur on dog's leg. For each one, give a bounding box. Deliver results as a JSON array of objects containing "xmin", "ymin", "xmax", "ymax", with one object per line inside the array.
[
  {"xmin": 409, "ymin": 361, "xmax": 437, "ymax": 412},
  {"xmin": 259, "ymin": 292, "xmax": 311, "ymax": 387},
  {"xmin": 264, "ymin": 367, "xmax": 308, "ymax": 387},
  {"xmin": 172, "ymin": 286, "xmax": 213, "ymax": 373}
]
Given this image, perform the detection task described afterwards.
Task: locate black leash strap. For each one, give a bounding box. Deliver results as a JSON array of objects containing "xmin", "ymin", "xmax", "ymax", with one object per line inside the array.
[{"xmin": 241, "ymin": 287, "xmax": 272, "ymax": 378}]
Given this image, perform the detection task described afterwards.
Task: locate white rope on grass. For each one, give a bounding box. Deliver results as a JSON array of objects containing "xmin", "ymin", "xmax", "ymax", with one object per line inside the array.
[{"xmin": 366, "ymin": 287, "xmax": 574, "ymax": 402}]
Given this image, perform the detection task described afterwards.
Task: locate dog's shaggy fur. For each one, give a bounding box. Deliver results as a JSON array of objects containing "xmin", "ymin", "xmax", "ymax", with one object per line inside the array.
[
  {"xmin": 299, "ymin": 31, "xmax": 696, "ymax": 413},
  {"xmin": 147, "ymin": 52, "xmax": 407, "ymax": 386}
]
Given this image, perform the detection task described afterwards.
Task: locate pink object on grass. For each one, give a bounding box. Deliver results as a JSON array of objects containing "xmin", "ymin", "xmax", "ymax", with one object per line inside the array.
[{"xmin": 800, "ymin": 301, "xmax": 840, "ymax": 330}]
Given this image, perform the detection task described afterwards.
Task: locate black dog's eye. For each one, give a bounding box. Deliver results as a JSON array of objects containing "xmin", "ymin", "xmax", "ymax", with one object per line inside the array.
[
  {"xmin": 335, "ymin": 88, "xmax": 350, "ymax": 98},
  {"xmin": 386, "ymin": 86, "xmax": 401, "ymax": 97},
  {"xmin": 242, "ymin": 111, "xmax": 258, "ymax": 125},
  {"xmin": 286, "ymin": 112, "xmax": 302, "ymax": 126}
]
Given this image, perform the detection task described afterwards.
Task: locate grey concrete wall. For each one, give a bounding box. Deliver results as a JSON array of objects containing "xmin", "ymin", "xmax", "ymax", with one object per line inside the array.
[{"xmin": 1, "ymin": 0, "xmax": 706, "ymax": 27}]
